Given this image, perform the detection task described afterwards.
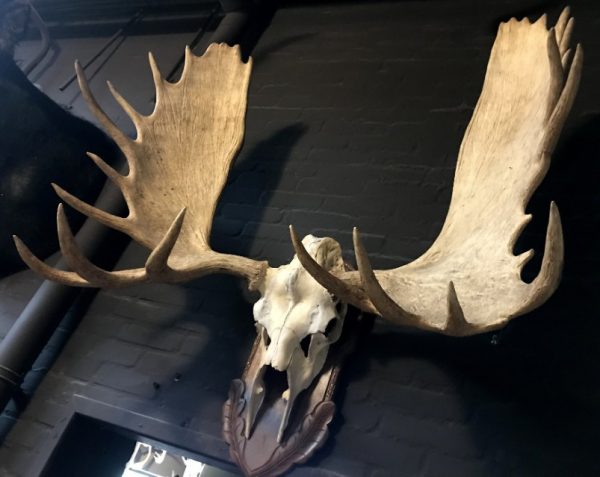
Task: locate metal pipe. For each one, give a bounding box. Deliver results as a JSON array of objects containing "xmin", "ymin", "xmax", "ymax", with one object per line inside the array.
[
  {"xmin": 58, "ymin": 10, "xmax": 143, "ymax": 91},
  {"xmin": 211, "ymin": 0, "xmax": 276, "ymax": 59},
  {"xmin": 209, "ymin": 10, "xmax": 249, "ymax": 46}
]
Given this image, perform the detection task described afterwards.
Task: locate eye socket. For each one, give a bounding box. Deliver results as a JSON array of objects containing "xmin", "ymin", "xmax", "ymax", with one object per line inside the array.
[
  {"xmin": 300, "ymin": 335, "xmax": 311, "ymax": 357},
  {"xmin": 324, "ymin": 318, "xmax": 338, "ymax": 338}
]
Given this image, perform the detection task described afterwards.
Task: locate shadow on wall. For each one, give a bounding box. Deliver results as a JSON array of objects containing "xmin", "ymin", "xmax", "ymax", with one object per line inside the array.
[{"xmin": 322, "ymin": 114, "xmax": 600, "ymax": 476}]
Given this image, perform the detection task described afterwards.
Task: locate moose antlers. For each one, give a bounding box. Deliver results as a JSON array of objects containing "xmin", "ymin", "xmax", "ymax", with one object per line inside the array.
[
  {"xmin": 14, "ymin": 44, "xmax": 268, "ymax": 290},
  {"xmin": 291, "ymin": 9, "xmax": 582, "ymax": 336},
  {"xmin": 14, "ymin": 10, "xmax": 581, "ymax": 339}
]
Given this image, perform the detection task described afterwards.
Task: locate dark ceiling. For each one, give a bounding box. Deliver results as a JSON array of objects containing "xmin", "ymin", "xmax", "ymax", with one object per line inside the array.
[
  {"xmin": 31, "ymin": 0, "xmax": 218, "ymax": 20},
  {"xmin": 28, "ymin": 0, "xmax": 223, "ymax": 37},
  {"xmin": 26, "ymin": 0, "xmax": 581, "ymax": 39}
]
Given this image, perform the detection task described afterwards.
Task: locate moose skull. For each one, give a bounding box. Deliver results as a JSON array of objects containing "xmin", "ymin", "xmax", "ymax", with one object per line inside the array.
[{"xmin": 246, "ymin": 235, "xmax": 347, "ymax": 442}]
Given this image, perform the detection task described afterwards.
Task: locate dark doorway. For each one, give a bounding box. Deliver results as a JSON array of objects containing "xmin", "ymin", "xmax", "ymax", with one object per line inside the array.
[{"xmin": 42, "ymin": 415, "xmax": 136, "ymax": 477}]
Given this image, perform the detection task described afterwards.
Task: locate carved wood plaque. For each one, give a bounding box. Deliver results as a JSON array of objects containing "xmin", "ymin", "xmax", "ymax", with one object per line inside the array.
[{"xmin": 223, "ymin": 308, "xmax": 369, "ymax": 477}]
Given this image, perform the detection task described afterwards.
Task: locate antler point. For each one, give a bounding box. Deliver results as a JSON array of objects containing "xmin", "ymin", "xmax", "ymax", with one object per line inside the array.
[
  {"xmin": 175, "ymin": 207, "xmax": 187, "ymax": 222},
  {"xmin": 289, "ymin": 225, "xmax": 302, "ymax": 245},
  {"xmin": 537, "ymin": 13, "xmax": 547, "ymax": 27},
  {"xmin": 13, "ymin": 234, "xmax": 32, "ymax": 256},
  {"xmin": 56, "ymin": 202, "xmax": 72, "ymax": 232},
  {"xmin": 446, "ymin": 281, "xmax": 468, "ymax": 335},
  {"xmin": 51, "ymin": 183, "xmax": 68, "ymax": 198},
  {"xmin": 353, "ymin": 227, "xmax": 365, "ymax": 251}
]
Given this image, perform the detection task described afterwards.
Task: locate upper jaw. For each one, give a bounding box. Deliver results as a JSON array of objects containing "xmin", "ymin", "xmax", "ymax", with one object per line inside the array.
[{"xmin": 244, "ymin": 327, "xmax": 334, "ymax": 442}]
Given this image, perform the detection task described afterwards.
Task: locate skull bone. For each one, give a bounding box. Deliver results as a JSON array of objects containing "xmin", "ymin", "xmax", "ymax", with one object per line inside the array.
[{"xmin": 248, "ymin": 234, "xmax": 347, "ymax": 441}]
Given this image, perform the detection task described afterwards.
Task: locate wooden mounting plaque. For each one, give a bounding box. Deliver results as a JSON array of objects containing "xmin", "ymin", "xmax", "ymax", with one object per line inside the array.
[{"xmin": 223, "ymin": 309, "xmax": 368, "ymax": 477}]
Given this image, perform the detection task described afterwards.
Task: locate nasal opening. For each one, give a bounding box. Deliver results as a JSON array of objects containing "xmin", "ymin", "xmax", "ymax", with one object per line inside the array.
[{"xmin": 263, "ymin": 366, "xmax": 288, "ymax": 404}]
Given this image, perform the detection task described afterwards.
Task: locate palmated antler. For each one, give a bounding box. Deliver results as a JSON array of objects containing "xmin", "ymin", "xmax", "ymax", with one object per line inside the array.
[
  {"xmin": 291, "ymin": 9, "xmax": 582, "ymax": 336},
  {"xmin": 14, "ymin": 43, "xmax": 268, "ymax": 289}
]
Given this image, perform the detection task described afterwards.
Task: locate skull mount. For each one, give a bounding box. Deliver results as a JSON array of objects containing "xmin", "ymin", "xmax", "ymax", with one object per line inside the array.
[{"xmin": 248, "ymin": 235, "xmax": 348, "ymax": 442}]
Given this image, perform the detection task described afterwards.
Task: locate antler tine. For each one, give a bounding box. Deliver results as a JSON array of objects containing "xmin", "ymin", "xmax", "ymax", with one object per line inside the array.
[
  {"xmin": 75, "ymin": 60, "xmax": 136, "ymax": 160},
  {"xmin": 544, "ymin": 44, "xmax": 583, "ymax": 152},
  {"xmin": 147, "ymin": 52, "xmax": 163, "ymax": 110},
  {"xmin": 25, "ymin": 203, "xmax": 243, "ymax": 289},
  {"xmin": 445, "ymin": 281, "xmax": 469, "ymax": 336},
  {"xmin": 181, "ymin": 45, "xmax": 193, "ymax": 80},
  {"xmin": 519, "ymin": 202, "xmax": 563, "ymax": 313},
  {"xmin": 352, "ymin": 228, "xmax": 426, "ymax": 328},
  {"xmin": 86, "ymin": 152, "xmax": 126, "ymax": 188},
  {"xmin": 145, "ymin": 208, "xmax": 186, "ymax": 277},
  {"xmin": 289, "ymin": 226, "xmax": 375, "ymax": 312},
  {"xmin": 13, "ymin": 205, "xmax": 183, "ymax": 289},
  {"xmin": 56, "ymin": 204, "xmax": 146, "ymax": 287},
  {"xmin": 12, "ymin": 235, "xmax": 93, "ymax": 287},
  {"xmin": 107, "ymin": 80, "xmax": 145, "ymax": 136},
  {"xmin": 555, "ymin": 7, "xmax": 570, "ymax": 43},
  {"xmin": 555, "ymin": 7, "xmax": 574, "ymax": 56},
  {"xmin": 559, "ymin": 18, "xmax": 574, "ymax": 57},
  {"xmin": 547, "ymin": 27, "xmax": 564, "ymax": 98},
  {"xmin": 561, "ymin": 49, "xmax": 572, "ymax": 70},
  {"xmin": 535, "ymin": 13, "xmax": 547, "ymax": 27},
  {"xmin": 52, "ymin": 183, "xmax": 129, "ymax": 235}
]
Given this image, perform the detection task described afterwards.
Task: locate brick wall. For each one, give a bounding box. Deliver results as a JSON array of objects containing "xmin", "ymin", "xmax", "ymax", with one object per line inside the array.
[{"xmin": 1, "ymin": 1, "xmax": 600, "ymax": 476}]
